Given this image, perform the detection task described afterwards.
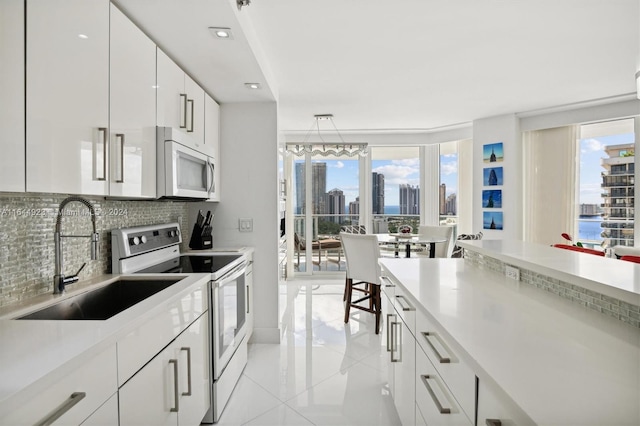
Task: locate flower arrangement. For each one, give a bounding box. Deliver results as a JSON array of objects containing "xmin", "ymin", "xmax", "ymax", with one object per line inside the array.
[{"xmin": 399, "ymin": 224, "xmax": 413, "ymax": 234}]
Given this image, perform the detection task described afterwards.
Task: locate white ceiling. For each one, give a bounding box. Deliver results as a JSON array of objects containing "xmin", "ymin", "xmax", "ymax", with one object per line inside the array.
[{"xmin": 115, "ymin": 0, "xmax": 639, "ymax": 133}]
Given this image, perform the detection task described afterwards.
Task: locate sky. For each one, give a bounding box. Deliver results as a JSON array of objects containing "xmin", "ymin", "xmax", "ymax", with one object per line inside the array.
[{"xmin": 579, "ymin": 132, "xmax": 634, "ymax": 205}]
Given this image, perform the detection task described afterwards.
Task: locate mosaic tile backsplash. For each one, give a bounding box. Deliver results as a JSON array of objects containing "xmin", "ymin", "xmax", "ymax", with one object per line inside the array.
[
  {"xmin": 0, "ymin": 193, "xmax": 189, "ymax": 307},
  {"xmin": 464, "ymin": 249, "xmax": 640, "ymax": 329}
]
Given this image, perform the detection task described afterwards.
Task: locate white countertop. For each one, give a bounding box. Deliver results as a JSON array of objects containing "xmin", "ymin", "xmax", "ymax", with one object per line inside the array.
[
  {"xmin": 0, "ymin": 273, "xmax": 210, "ymax": 410},
  {"xmin": 380, "ymin": 257, "xmax": 640, "ymax": 426},
  {"xmin": 459, "ymin": 239, "xmax": 640, "ymax": 304}
]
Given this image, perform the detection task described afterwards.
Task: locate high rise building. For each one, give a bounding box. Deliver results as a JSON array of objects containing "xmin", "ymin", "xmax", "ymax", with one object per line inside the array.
[
  {"xmin": 349, "ymin": 196, "xmax": 360, "ymax": 216},
  {"xmin": 372, "ymin": 172, "xmax": 385, "ymax": 214},
  {"xmin": 439, "ymin": 183, "xmax": 446, "ymax": 215},
  {"xmin": 445, "ymin": 193, "xmax": 457, "ymax": 215},
  {"xmin": 327, "ymin": 188, "xmax": 345, "ymax": 223},
  {"xmin": 295, "ymin": 162, "xmax": 328, "ymax": 214},
  {"xmin": 601, "ymin": 143, "xmax": 635, "ymax": 247},
  {"xmin": 399, "ymin": 184, "xmax": 420, "ymax": 214}
]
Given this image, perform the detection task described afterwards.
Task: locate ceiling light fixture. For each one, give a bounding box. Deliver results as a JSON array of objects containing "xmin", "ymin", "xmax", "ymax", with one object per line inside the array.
[
  {"xmin": 244, "ymin": 83, "xmax": 261, "ymax": 89},
  {"xmin": 208, "ymin": 27, "xmax": 233, "ymax": 40},
  {"xmin": 237, "ymin": 0, "xmax": 251, "ymax": 11}
]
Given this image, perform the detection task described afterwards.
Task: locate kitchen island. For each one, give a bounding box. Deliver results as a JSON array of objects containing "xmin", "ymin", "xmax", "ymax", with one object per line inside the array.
[{"xmin": 380, "ymin": 254, "xmax": 640, "ymax": 425}]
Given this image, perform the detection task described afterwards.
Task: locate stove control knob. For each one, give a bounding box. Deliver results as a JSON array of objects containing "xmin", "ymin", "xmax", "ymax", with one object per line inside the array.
[
  {"xmin": 130, "ymin": 236, "xmax": 140, "ymax": 246},
  {"xmin": 140, "ymin": 235, "xmax": 147, "ymax": 244},
  {"xmin": 168, "ymin": 229, "xmax": 180, "ymax": 238}
]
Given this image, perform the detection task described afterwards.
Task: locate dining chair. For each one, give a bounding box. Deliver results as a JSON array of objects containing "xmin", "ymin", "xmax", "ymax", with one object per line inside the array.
[
  {"xmin": 339, "ymin": 232, "xmax": 382, "ymax": 334},
  {"xmin": 418, "ymin": 225, "xmax": 454, "ymax": 258},
  {"xmin": 620, "ymin": 255, "xmax": 640, "ymax": 263}
]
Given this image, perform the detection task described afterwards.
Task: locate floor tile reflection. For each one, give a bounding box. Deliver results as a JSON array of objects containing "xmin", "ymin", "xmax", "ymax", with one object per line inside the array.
[{"xmin": 215, "ymin": 278, "xmax": 400, "ymax": 426}]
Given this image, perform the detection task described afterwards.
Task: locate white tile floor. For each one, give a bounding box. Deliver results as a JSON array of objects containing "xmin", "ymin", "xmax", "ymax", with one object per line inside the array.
[{"xmin": 214, "ymin": 278, "xmax": 401, "ymax": 426}]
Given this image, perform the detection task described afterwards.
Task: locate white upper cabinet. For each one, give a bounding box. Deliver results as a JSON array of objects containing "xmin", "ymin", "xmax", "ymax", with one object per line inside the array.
[
  {"xmin": 109, "ymin": 4, "xmax": 157, "ymax": 198},
  {"xmin": 204, "ymin": 93, "xmax": 220, "ymax": 201},
  {"xmin": 0, "ymin": 0, "xmax": 25, "ymax": 192},
  {"xmin": 157, "ymin": 48, "xmax": 205, "ymax": 147},
  {"xmin": 26, "ymin": 0, "xmax": 110, "ymax": 196}
]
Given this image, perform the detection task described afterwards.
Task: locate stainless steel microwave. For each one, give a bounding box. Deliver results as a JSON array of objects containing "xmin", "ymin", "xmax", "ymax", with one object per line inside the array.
[{"xmin": 156, "ymin": 127, "xmax": 216, "ymax": 200}]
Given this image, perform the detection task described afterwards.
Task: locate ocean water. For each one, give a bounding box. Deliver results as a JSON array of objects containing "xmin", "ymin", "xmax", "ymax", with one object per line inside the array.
[{"xmin": 577, "ymin": 218, "xmax": 602, "ymax": 242}]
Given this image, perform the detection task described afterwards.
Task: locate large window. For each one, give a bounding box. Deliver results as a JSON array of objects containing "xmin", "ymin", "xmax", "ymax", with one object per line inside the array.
[
  {"xmin": 578, "ymin": 118, "xmax": 635, "ymax": 247},
  {"xmin": 439, "ymin": 142, "xmax": 458, "ymax": 225},
  {"xmin": 370, "ymin": 147, "xmax": 420, "ymax": 234}
]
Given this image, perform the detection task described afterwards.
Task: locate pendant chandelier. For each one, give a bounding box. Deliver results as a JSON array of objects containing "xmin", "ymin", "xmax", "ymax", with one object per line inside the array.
[{"xmin": 286, "ymin": 114, "xmax": 368, "ymax": 157}]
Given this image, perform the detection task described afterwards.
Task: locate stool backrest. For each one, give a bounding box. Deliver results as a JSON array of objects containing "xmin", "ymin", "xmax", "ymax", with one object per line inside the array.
[
  {"xmin": 418, "ymin": 225, "xmax": 454, "ymax": 258},
  {"xmin": 340, "ymin": 232, "xmax": 381, "ymax": 285}
]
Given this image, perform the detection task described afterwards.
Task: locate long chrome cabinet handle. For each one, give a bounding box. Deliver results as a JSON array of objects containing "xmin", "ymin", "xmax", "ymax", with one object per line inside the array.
[
  {"xmin": 181, "ymin": 347, "xmax": 192, "ymax": 396},
  {"xmin": 169, "ymin": 359, "xmax": 179, "ymax": 412},
  {"xmin": 395, "ymin": 295, "xmax": 415, "ymax": 311},
  {"xmin": 486, "ymin": 420, "xmax": 503, "ymax": 426},
  {"xmin": 187, "ymin": 99, "xmax": 194, "ymax": 132},
  {"xmin": 386, "ymin": 313, "xmax": 394, "ymax": 352},
  {"xmin": 180, "ymin": 94, "xmax": 187, "ymax": 128},
  {"xmin": 246, "ymin": 284, "xmax": 250, "ymax": 314},
  {"xmin": 380, "ymin": 276, "xmax": 395, "ymax": 288},
  {"xmin": 35, "ymin": 392, "xmax": 86, "ymax": 426},
  {"xmin": 95, "ymin": 127, "xmax": 107, "ymax": 181},
  {"xmin": 422, "ymin": 332, "xmax": 451, "ymax": 363},
  {"xmin": 115, "ymin": 133, "xmax": 125, "ymax": 183},
  {"xmin": 421, "ymin": 374, "xmax": 452, "ymax": 414},
  {"xmin": 391, "ymin": 321, "xmax": 402, "ymax": 363}
]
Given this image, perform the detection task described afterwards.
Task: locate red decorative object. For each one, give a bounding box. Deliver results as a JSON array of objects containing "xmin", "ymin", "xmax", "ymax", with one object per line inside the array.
[
  {"xmin": 621, "ymin": 255, "xmax": 640, "ymax": 264},
  {"xmin": 553, "ymin": 244, "xmax": 605, "ymax": 256}
]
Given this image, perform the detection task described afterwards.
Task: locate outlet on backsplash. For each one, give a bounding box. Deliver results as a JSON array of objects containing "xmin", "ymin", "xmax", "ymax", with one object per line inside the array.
[{"xmin": 505, "ymin": 265, "xmax": 520, "ymax": 280}]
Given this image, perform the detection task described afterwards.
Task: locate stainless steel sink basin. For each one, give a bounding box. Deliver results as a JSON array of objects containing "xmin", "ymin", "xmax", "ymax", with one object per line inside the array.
[{"xmin": 17, "ymin": 278, "xmax": 182, "ymax": 320}]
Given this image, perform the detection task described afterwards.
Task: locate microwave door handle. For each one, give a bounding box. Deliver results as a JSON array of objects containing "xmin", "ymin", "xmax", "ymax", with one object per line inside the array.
[{"xmin": 209, "ymin": 161, "xmax": 215, "ymax": 194}]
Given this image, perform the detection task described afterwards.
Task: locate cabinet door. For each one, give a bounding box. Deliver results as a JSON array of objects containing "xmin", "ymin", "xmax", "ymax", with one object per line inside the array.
[
  {"xmin": 118, "ymin": 342, "xmax": 178, "ymax": 426},
  {"xmin": 392, "ymin": 315, "xmax": 416, "ymax": 426},
  {"xmin": 80, "ymin": 393, "xmax": 118, "ymax": 426},
  {"xmin": 0, "ymin": 0, "xmax": 25, "ymax": 192},
  {"xmin": 204, "ymin": 93, "xmax": 220, "ymax": 201},
  {"xmin": 157, "ymin": 48, "xmax": 185, "ymax": 130},
  {"xmin": 26, "ymin": 0, "xmax": 110, "ymax": 195},
  {"xmin": 184, "ymin": 74, "xmax": 205, "ymax": 146},
  {"xmin": 174, "ymin": 314, "xmax": 210, "ymax": 426},
  {"xmin": 109, "ymin": 4, "xmax": 156, "ymax": 198}
]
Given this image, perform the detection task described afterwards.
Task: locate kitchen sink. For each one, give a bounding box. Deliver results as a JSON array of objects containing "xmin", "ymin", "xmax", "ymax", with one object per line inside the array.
[{"xmin": 16, "ymin": 277, "xmax": 182, "ymax": 320}]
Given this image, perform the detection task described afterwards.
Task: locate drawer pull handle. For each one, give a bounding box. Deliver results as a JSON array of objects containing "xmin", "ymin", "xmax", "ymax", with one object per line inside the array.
[
  {"xmin": 395, "ymin": 295, "xmax": 415, "ymax": 311},
  {"xmin": 181, "ymin": 347, "xmax": 192, "ymax": 396},
  {"xmin": 169, "ymin": 359, "xmax": 179, "ymax": 412},
  {"xmin": 35, "ymin": 391, "xmax": 86, "ymax": 426},
  {"xmin": 422, "ymin": 332, "xmax": 451, "ymax": 363},
  {"xmin": 421, "ymin": 375, "xmax": 451, "ymax": 414},
  {"xmin": 486, "ymin": 420, "xmax": 502, "ymax": 426},
  {"xmin": 380, "ymin": 276, "xmax": 395, "ymax": 288}
]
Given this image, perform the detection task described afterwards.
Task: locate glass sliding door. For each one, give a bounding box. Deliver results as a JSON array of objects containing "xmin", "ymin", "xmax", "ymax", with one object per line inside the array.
[{"xmin": 288, "ymin": 145, "xmax": 364, "ymax": 275}]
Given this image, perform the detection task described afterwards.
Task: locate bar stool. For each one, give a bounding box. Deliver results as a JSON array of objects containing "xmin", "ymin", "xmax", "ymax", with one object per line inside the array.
[{"xmin": 340, "ymin": 232, "xmax": 382, "ymax": 334}]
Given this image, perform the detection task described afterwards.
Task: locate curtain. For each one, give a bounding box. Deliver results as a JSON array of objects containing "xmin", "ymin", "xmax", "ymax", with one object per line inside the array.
[{"xmin": 523, "ymin": 125, "xmax": 578, "ymax": 244}]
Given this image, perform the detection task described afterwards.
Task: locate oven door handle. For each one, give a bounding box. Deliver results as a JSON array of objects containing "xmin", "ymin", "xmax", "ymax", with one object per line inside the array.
[{"xmin": 214, "ymin": 262, "xmax": 246, "ymax": 287}]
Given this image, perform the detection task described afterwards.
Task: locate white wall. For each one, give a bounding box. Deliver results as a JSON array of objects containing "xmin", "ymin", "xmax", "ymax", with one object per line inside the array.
[
  {"xmin": 473, "ymin": 114, "xmax": 522, "ymax": 240},
  {"xmin": 190, "ymin": 101, "xmax": 280, "ymax": 344}
]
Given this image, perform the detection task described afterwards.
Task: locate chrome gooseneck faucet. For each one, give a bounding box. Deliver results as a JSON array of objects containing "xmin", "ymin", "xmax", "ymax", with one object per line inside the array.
[{"xmin": 53, "ymin": 196, "xmax": 99, "ymax": 294}]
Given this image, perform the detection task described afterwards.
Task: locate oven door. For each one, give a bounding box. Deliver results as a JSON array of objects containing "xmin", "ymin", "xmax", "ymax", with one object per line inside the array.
[
  {"xmin": 163, "ymin": 140, "xmax": 214, "ymax": 199},
  {"xmin": 210, "ymin": 262, "xmax": 247, "ymax": 379}
]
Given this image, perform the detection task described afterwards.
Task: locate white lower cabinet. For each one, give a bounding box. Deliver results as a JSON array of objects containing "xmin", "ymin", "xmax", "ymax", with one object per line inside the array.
[
  {"xmin": 477, "ymin": 375, "xmax": 535, "ymax": 426},
  {"xmin": 1, "ymin": 344, "xmax": 117, "ymax": 426},
  {"xmin": 119, "ymin": 313, "xmax": 210, "ymax": 426}
]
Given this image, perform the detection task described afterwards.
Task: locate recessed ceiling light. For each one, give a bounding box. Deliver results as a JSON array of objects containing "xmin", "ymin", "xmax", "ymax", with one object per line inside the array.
[
  {"xmin": 78, "ymin": 34, "xmax": 89, "ymax": 39},
  {"xmin": 209, "ymin": 27, "xmax": 233, "ymax": 40},
  {"xmin": 244, "ymin": 83, "xmax": 261, "ymax": 90}
]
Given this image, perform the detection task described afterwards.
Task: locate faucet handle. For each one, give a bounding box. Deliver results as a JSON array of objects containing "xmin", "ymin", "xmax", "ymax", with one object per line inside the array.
[{"xmin": 75, "ymin": 263, "xmax": 87, "ymax": 276}]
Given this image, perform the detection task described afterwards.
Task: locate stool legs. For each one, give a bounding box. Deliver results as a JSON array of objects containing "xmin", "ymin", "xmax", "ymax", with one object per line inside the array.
[{"xmin": 343, "ymin": 279, "xmax": 381, "ymax": 335}]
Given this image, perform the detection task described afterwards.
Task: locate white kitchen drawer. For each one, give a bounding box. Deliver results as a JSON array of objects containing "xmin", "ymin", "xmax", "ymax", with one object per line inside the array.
[
  {"xmin": 117, "ymin": 281, "xmax": 207, "ymax": 385},
  {"xmin": 477, "ymin": 374, "xmax": 535, "ymax": 426},
  {"xmin": 416, "ymin": 307, "xmax": 475, "ymax": 420},
  {"xmin": 2, "ymin": 344, "xmax": 117, "ymax": 426},
  {"xmin": 381, "ymin": 274, "xmax": 416, "ymax": 335},
  {"xmin": 416, "ymin": 344, "xmax": 472, "ymax": 426}
]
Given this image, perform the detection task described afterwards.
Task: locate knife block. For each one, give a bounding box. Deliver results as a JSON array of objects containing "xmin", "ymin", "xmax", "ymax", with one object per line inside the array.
[{"xmin": 189, "ymin": 224, "xmax": 213, "ymax": 250}]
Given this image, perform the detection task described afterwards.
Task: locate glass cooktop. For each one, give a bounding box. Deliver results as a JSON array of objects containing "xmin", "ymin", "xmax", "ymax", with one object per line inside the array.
[{"xmin": 135, "ymin": 254, "xmax": 242, "ymax": 274}]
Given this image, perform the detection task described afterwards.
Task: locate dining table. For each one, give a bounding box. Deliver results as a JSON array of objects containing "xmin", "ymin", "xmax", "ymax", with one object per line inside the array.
[{"xmin": 377, "ymin": 233, "xmax": 447, "ymax": 258}]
